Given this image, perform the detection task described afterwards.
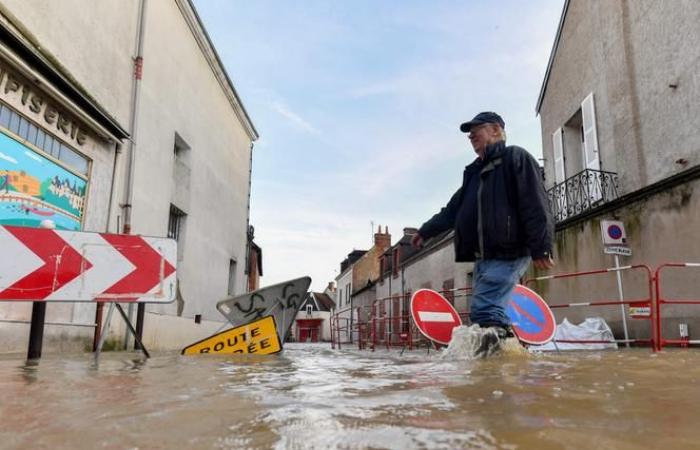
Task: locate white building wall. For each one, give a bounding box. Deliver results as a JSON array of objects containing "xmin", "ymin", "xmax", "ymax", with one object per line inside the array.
[
  {"xmin": 0, "ymin": 0, "xmax": 256, "ymax": 352},
  {"xmin": 130, "ymin": 0, "xmax": 253, "ymax": 320},
  {"xmin": 334, "ymin": 269, "xmax": 352, "ymax": 342},
  {"xmin": 0, "ymin": 0, "xmax": 138, "ymax": 126}
]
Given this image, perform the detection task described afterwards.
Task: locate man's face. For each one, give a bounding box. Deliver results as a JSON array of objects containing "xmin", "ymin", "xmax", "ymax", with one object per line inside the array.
[{"xmin": 468, "ymin": 123, "xmax": 500, "ymax": 155}]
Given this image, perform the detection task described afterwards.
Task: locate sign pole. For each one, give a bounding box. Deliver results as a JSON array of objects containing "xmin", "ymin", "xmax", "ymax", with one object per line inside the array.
[
  {"xmin": 27, "ymin": 302, "xmax": 47, "ymax": 360},
  {"xmin": 94, "ymin": 302, "xmax": 116, "ymax": 363},
  {"xmin": 134, "ymin": 303, "xmax": 145, "ymax": 351},
  {"xmin": 614, "ymin": 254, "xmax": 630, "ymax": 347}
]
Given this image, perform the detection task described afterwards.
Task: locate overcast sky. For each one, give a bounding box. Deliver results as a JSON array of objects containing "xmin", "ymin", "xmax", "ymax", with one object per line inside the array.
[{"xmin": 194, "ymin": 1, "xmax": 565, "ymax": 291}]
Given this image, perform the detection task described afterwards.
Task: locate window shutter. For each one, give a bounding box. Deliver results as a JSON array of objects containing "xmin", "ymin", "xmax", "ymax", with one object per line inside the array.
[
  {"xmin": 552, "ymin": 127, "xmax": 565, "ymax": 184},
  {"xmin": 581, "ymin": 92, "xmax": 600, "ymax": 171}
]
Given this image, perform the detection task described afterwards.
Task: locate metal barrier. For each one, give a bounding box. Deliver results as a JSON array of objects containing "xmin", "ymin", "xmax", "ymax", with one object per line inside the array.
[
  {"xmin": 330, "ymin": 288, "xmax": 472, "ymax": 351},
  {"xmin": 330, "ymin": 304, "xmax": 373, "ymax": 350},
  {"xmin": 525, "ymin": 264, "xmax": 656, "ymax": 350},
  {"xmin": 654, "ymin": 262, "xmax": 700, "ymax": 351},
  {"xmin": 329, "ymin": 264, "xmax": 700, "ymax": 353}
]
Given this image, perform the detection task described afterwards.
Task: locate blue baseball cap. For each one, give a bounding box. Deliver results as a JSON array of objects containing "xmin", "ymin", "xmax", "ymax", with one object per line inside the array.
[{"xmin": 460, "ymin": 112, "xmax": 505, "ymax": 133}]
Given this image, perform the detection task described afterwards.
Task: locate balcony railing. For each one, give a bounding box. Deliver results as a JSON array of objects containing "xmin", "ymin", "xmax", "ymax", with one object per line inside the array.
[{"xmin": 547, "ymin": 168, "xmax": 619, "ymax": 222}]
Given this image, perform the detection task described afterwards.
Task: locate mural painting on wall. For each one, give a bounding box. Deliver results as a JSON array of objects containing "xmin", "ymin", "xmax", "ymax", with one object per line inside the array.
[{"xmin": 0, "ymin": 131, "xmax": 86, "ymax": 230}]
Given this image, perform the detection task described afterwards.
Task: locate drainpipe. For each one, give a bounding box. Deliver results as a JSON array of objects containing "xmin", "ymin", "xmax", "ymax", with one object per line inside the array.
[
  {"xmin": 124, "ymin": 0, "xmax": 148, "ymax": 349},
  {"xmin": 93, "ymin": 141, "xmax": 122, "ymax": 351},
  {"xmin": 244, "ymin": 142, "xmax": 254, "ymax": 287},
  {"xmin": 123, "ymin": 0, "xmax": 147, "ymax": 235}
]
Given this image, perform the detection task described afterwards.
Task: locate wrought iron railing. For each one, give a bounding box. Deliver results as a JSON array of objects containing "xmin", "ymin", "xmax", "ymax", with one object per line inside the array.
[{"xmin": 547, "ymin": 168, "xmax": 619, "ymax": 222}]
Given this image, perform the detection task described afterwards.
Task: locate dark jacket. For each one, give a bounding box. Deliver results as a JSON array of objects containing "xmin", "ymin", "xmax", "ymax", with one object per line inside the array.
[{"xmin": 418, "ymin": 141, "xmax": 553, "ymax": 262}]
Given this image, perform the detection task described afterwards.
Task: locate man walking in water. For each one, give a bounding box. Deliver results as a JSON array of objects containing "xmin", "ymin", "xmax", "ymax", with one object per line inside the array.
[{"xmin": 411, "ymin": 112, "xmax": 554, "ymax": 356}]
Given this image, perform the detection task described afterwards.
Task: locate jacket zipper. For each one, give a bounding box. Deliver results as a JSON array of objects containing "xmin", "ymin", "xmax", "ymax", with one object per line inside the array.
[
  {"xmin": 507, "ymin": 215, "xmax": 511, "ymax": 241},
  {"xmin": 477, "ymin": 151, "xmax": 501, "ymax": 259}
]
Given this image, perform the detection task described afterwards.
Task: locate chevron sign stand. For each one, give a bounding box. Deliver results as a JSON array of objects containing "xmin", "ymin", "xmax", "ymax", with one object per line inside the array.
[{"xmin": 0, "ymin": 225, "xmax": 177, "ymax": 359}]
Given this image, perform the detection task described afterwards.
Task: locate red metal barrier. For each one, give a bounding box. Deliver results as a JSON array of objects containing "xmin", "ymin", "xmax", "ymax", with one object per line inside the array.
[
  {"xmin": 654, "ymin": 262, "xmax": 700, "ymax": 351},
  {"xmin": 330, "ymin": 288, "xmax": 472, "ymax": 351},
  {"xmin": 330, "ymin": 303, "xmax": 375, "ymax": 349},
  {"xmin": 525, "ymin": 264, "xmax": 656, "ymax": 350},
  {"xmin": 331, "ymin": 266, "xmax": 682, "ymax": 353}
]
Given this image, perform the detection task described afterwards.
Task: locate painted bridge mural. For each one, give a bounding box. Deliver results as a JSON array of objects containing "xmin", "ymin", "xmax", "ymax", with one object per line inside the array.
[{"xmin": 0, "ymin": 131, "xmax": 86, "ymax": 231}]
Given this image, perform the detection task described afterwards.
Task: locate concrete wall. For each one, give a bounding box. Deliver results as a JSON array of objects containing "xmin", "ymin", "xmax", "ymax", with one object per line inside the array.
[
  {"xmin": 532, "ymin": 177, "xmax": 700, "ymax": 341},
  {"xmin": 538, "ymin": 0, "xmax": 700, "ymax": 344},
  {"xmin": 540, "ymin": 0, "xmax": 700, "ymax": 194},
  {"xmin": 108, "ymin": 310, "xmax": 227, "ymax": 352}
]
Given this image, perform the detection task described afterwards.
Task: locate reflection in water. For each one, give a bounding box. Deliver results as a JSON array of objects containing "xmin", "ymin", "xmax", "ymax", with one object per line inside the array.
[{"xmin": 0, "ymin": 344, "xmax": 699, "ymax": 449}]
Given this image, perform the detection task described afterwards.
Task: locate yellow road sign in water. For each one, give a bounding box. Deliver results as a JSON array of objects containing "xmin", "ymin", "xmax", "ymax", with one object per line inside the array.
[{"xmin": 181, "ymin": 315, "xmax": 281, "ymax": 355}]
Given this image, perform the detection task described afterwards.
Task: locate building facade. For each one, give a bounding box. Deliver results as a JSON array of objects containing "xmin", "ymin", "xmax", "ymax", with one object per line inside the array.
[
  {"xmin": 536, "ymin": 0, "xmax": 700, "ymax": 339},
  {"xmin": 0, "ymin": 0, "xmax": 259, "ymax": 352},
  {"xmin": 373, "ymin": 229, "xmax": 473, "ymax": 345},
  {"xmin": 293, "ymin": 292, "xmax": 336, "ymax": 343}
]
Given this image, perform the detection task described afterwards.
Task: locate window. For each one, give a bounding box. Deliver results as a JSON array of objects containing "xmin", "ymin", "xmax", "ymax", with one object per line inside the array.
[
  {"xmin": 168, "ymin": 204, "xmax": 187, "ymax": 260},
  {"xmin": 392, "ymin": 248, "xmax": 400, "ymax": 278},
  {"xmin": 167, "ymin": 204, "xmax": 186, "ymax": 240},
  {"xmin": 228, "ymin": 259, "xmax": 237, "ymax": 296},
  {"xmin": 174, "ymin": 132, "xmax": 190, "ymax": 158},
  {"xmin": 0, "ymin": 103, "xmax": 90, "ymax": 175},
  {"xmin": 306, "ymin": 304, "xmax": 313, "ymax": 316}
]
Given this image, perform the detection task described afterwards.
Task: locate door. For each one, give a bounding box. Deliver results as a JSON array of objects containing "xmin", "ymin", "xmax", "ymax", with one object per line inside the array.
[{"xmin": 299, "ymin": 327, "xmax": 309, "ymax": 342}]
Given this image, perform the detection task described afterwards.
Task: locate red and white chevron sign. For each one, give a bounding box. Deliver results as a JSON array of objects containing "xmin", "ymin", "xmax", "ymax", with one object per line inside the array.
[{"xmin": 0, "ymin": 226, "xmax": 176, "ymax": 302}]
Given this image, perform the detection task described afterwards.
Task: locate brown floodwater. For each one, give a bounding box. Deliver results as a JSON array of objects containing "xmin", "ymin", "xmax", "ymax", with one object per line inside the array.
[{"xmin": 1, "ymin": 342, "xmax": 699, "ymax": 449}]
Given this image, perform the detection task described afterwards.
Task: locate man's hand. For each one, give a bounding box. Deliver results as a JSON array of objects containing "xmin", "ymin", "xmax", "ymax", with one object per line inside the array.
[
  {"xmin": 533, "ymin": 256, "xmax": 554, "ymax": 270},
  {"xmin": 410, "ymin": 233, "xmax": 424, "ymax": 249}
]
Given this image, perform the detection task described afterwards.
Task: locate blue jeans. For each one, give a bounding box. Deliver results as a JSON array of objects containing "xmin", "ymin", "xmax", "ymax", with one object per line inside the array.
[{"xmin": 470, "ymin": 257, "xmax": 531, "ymax": 327}]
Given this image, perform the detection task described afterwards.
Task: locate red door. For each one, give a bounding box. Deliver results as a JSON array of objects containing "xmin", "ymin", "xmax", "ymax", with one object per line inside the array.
[{"xmin": 296, "ymin": 319, "xmax": 322, "ymax": 343}]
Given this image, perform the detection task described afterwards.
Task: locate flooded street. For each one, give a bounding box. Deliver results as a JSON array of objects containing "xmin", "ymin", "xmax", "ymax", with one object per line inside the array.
[{"xmin": 2, "ymin": 344, "xmax": 699, "ymax": 449}]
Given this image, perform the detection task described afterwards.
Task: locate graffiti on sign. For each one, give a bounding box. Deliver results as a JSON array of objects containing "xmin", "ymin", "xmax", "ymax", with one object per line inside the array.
[
  {"xmin": 217, "ymin": 276, "xmax": 311, "ymax": 342},
  {"xmin": 181, "ymin": 315, "xmax": 281, "ymax": 355}
]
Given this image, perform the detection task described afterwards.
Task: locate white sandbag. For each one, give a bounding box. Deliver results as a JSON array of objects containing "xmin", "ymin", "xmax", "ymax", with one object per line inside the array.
[{"xmin": 532, "ymin": 317, "xmax": 617, "ymax": 351}]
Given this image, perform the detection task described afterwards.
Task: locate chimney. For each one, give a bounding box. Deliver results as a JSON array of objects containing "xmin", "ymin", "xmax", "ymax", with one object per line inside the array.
[
  {"xmin": 374, "ymin": 225, "xmax": 391, "ymax": 249},
  {"xmin": 327, "ymin": 281, "xmax": 336, "ymax": 293},
  {"xmin": 403, "ymin": 227, "xmax": 418, "ymax": 237}
]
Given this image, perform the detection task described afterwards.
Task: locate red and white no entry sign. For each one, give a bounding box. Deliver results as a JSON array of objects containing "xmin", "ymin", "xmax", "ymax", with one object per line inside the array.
[
  {"xmin": 410, "ymin": 289, "xmax": 462, "ymax": 345},
  {"xmin": 0, "ymin": 226, "xmax": 176, "ymax": 302}
]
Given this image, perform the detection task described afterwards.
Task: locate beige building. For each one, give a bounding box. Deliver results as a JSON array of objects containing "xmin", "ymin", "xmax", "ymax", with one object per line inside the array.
[
  {"xmin": 536, "ymin": 0, "xmax": 700, "ymax": 343},
  {"xmin": 0, "ymin": 0, "xmax": 258, "ymax": 352},
  {"xmin": 333, "ymin": 227, "xmax": 391, "ymax": 344}
]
